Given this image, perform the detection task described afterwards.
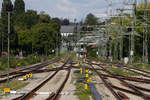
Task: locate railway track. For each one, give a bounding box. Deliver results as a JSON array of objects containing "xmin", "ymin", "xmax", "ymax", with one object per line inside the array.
[
  {"xmin": 0, "ymin": 58, "xmax": 60, "ymax": 84},
  {"xmin": 12, "ymin": 58, "xmax": 72, "ymax": 100},
  {"xmin": 46, "ymin": 68, "xmax": 71, "ymax": 100},
  {"xmin": 89, "ymin": 63, "xmax": 122, "ymax": 100},
  {"xmin": 72, "ymin": 64, "xmax": 150, "ymax": 85},
  {"xmin": 97, "ymin": 59, "xmax": 150, "ymax": 78},
  {"xmin": 0, "ymin": 58, "xmax": 59, "ymax": 78},
  {"xmin": 88, "ymin": 60, "xmax": 150, "ymax": 80},
  {"xmin": 1, "ymin": 56, "xmax": 150, "ymax": 100},
  {"xmin": 87, "ymin": 61, "xmax": 150, "ymax": 100},
  {"xmin": 87, "ymin": 57, "xmax": 150, "ymax": 76}
]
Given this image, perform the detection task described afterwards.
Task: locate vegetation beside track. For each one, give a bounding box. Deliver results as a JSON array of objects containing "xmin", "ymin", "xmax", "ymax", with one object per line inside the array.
[
  {"xmin": 0, "ymin": 55, "xmax": 55, "ymax": 70},
  {"xmin": 128, "ymin": 63, "xmax": 150, "ymax": 71},
  {"xmin": 91, "ymin": 56, "xmax": 150, "ymax": 72},
  {"xmin": 0, "ymin": 79, "xmax": 29, "ymax": 98},
  {"xmin": 74, "ymin": 70, "xmax": 94, "ymax": 100},
  {"xmin": 106, "ymin": 66, "xmax": 138, "ymax": 76},
  {"xmin": 0, "ymin": 80, "xmax": 29, "ymax": 91}
]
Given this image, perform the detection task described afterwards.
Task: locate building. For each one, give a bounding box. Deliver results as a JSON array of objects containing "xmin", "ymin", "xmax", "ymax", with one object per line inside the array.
[{"xmin": 60, "ymin": 25, "xmax": 81, "ymax": 52}]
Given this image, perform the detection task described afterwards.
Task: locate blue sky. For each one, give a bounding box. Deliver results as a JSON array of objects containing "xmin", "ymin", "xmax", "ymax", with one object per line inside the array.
[{"xmin": 1, "ymin": 0, "xmax": 145, "ymax": 21}]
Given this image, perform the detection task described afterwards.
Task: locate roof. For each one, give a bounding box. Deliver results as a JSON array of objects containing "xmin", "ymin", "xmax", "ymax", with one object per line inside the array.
[{"xmin": 60, "ymin": 25, "xmax": 81, "ymax": 33}]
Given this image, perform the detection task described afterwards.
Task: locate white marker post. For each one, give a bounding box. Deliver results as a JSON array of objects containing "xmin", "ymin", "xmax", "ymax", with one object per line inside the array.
[{"xmin": 123, "ymin": 57, "xmax": 129, "ymax": 72}]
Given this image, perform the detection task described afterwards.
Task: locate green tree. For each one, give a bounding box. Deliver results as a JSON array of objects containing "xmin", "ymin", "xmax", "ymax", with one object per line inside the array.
[
  {"xmin": 14, "ymin": 0, "xmax": 25, "ymax": 15},
  {"xmin": 85, "ymin": 13, "xmax": 98, "ymax": 25},
  {"xmin": 14, "ymin": 10, "xmax": 39, "ymax": 29},
  {"xmin": 18, "ymin": 29, "xmax": 32, "ymax": 54},
  {"xmin": 61, "ymin": 18, "xmax": 70, "ymax": 25},
  {"xmin": 13, "ymin": 0, "xmax": 25, "ymax": 26},
  {"xmin": 50, "ymin": 20, "xmax": 61, "ymax": 50},
  {"xmin": 1, "ymin": 0, "xmax": 17, "ymax": 52},
  {"xmin": 31, "ymin": 23, "xmax": 58, "ymax": 55},
  {"xmin": 23, "ymin": 10, "xmax": 39, "ymax": 29},
  {"xmin": 136, "ymin": 2, "xmax": 150, "ymax": 61},
  {"xmin": 0, "ymin": 19, "xmax": 2, "ymax": 52},
  {"xmin": 51, "ymin": 17, "xmax": 61, "ymax": 24},
  {"xmin": 39, "ymin": 11, "xmax": 51, "ymax": 23}
]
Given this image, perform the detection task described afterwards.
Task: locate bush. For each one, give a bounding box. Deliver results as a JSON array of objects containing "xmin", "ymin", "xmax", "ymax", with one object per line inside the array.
[
  {"xmin": 87, "ymin": 46, "xmax": 98, "ymax": 58},
  {"xmin": 0, "ymin": 55, "xmax": 43, "ymax": 70},
  {"xmin": 0, "ymin": 56, "xmax": 9, "ymax": 70}
]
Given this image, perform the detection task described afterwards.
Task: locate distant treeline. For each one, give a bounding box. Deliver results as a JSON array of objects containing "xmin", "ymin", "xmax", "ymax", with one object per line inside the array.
[{"xmin": 0, "ymin": 0, "xmax": 72, "ymax": 56}]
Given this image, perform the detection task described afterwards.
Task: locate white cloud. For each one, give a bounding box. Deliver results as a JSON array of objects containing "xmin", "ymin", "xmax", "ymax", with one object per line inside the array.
[
  {"xmin": 0, "ymin": 0, "xmax": 125, "ymax": 21},
  {"xmin": 92, "ymin": 9, "xmax": 107, "ymax": 14},
  {"xmin": 56, "ymin": 4, "xmax": 75, "ymax": 13},
  {"xmin": 90, "ymin": 8, "xmax": 108, "ymax": 18},
  {"xmin": 56, "ymin": 4, "xmax": 77, "ymax": 19},
  {"xmin": 83, "ymin": 0, "xmax": 106, "ymax": 7},
  {"xmin": 61, "ymin": 0, "xmax": 71, "ymax": 5}
]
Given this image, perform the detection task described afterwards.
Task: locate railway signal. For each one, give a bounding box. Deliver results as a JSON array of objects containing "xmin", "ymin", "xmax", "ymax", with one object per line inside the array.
[{"xmin": 81, "ymin": 26, "xmax": 94, "ymax": 32}]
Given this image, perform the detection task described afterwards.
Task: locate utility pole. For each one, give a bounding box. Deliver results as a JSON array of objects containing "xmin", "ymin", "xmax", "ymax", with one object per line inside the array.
[
  {"xmin": 56, "ymin": 38, "xmax": 58, "ymax": 56},
  {"xmin": 56, "ymin": 29, "xmax": 59, "ymax": 56},
  {"xmin": 109, "ymin": 5, "xmax": 113, "ymax": 62},
  {"xmin": 74, "ymin": 18, "xmax": 77, "ymax": 51},
  {"xmin": 130, "ymin": 0, "xmax": 136, "ymax": 63},
  {"xmin": 6, "ymin": 3, "xmax": 13, "ymax": 89},
  {"xmin": 114, "ymin": 24, "xmax": 119, "ymax": 60},
  {"xmin": 109, "ymin": 19, "xmax": 113, "ymax": 62},
  {"xmin": 7, "ymin": 12, "xmax": 10, "ymax": 88},
  {"xmin": 143, "ymin": 0, "xmax": 148, "ymax": 63},
  {"xmin": 105, "ymin": 19, "xmax": 109, "ymax": 59},
  {"xmin": 119, "ymin": 10, "xmax": 123, "ymax": 61},
  {"xmin": 1, "ymin": 33, "xmax": 3, "ymax": 53}
]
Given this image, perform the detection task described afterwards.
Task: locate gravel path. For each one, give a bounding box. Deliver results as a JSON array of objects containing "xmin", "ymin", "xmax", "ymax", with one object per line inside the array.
[{"xmin": 60, "ymin": 69, "xmax": 78, "ymax": 100}]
